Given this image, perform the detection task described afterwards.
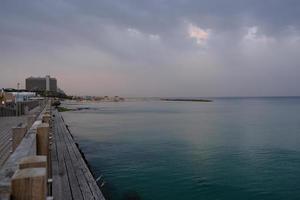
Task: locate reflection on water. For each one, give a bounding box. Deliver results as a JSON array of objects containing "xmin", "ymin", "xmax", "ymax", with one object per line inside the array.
[{"xmin": 62, "ymin": 97, "xmax": 300, "ymax": 200}]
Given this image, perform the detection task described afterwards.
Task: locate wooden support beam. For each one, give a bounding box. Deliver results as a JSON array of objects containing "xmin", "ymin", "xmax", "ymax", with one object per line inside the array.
[
  {"xmin": 36, "ymin": 123, "xmax": 49, "ymax": 156},
  {"xmin": 11, "ymin": 168, "xmax": 47, "ymax": 200},
  {"xmin": 12, "ymin": 124, "xmax": 27, "ymax": 151}
]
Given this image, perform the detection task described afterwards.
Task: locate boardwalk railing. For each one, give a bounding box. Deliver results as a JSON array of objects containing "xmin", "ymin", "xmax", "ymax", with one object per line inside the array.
[
  {"xmin": 0, "ymin": 100, "xmax": 46, "ymax": 117},
  {"xmin": 0, "ymin": 101, "xmax": 105, "ymax": 200},
  {"xmin": 11, "ymin": 123, "xmax": 28, "ymax": 152},
  {"xmin": 15, "ymin": 100, "xmax": 45, "ymax": 116},
  {"xmin": 0, "ymin": 103, "xmax": 51, "ymax": 200}
]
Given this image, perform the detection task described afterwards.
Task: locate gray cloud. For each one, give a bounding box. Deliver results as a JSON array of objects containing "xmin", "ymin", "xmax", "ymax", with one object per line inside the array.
[{"xmin": 0, "ymin": 0, "xmax": 300, "ymax": 96}]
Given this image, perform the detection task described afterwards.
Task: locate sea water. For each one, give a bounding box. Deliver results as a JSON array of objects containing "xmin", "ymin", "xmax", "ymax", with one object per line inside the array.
[{"xmin": 61, "ymin": 97, "xmax": 300, "ymax": 200}]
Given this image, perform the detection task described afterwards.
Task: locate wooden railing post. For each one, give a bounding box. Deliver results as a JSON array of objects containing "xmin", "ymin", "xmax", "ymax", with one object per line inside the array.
[
  {"xmin": 42, "ymin": 114, "xmax": 51, "ymax": 124},
  {"xmin": 11, "ymin": 168, "xmax": 47, "ymax": 200},
  {"xmin": 19, "ymin": 156, "xmax": 47, "ymax": 170},
  {"xmin": 12, "ymin": 124, "xmax": 27, "ymax": 151},
  {"xmin": 36, "ymin": 123, "xmax": 49, "ymax": 156},
  {"xmin": 36, "ymin": 123, "xmax": 50, "ymax": 182}
]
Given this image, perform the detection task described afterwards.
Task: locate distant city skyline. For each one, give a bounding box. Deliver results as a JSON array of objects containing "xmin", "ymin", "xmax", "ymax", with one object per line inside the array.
[{"xmin": 1, "ymin": 0, "xmax": 300, "ymax": 97}]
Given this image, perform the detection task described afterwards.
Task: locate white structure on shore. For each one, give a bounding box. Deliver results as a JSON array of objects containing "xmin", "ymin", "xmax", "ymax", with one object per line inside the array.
[{"xmin": 11, "ymin": 92, "xmax": 36, "ymax": 102}]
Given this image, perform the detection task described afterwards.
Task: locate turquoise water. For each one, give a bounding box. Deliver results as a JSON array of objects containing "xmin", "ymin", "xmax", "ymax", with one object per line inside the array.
[{"xmin": 62, "ymin": 97, "xmax": 300, "ymax": 200}]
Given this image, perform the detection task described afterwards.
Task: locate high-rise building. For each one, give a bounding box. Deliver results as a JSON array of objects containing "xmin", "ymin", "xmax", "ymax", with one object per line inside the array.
[{"xmin": 26, "ymin": 75, "xmax": 57, "ymax": 92}]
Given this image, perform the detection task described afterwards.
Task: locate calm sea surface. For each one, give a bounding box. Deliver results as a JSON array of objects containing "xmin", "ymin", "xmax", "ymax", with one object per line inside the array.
[{"xmin": 61, "ymin": 97, "xmax": 300, "ymax": 200}]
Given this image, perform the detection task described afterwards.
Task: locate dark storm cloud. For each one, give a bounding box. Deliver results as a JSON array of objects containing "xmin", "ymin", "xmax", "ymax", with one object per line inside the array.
[
  {"xmin": 65, "ymin": 0, "xmax": 300, "ymax": 34},
  {"xmin": 0, "ymin": 0, "xmax": 300, "ymax": 96},
  {"xmin": 2, "ymin": 0, "xmax": 299, "ymax": 42}
]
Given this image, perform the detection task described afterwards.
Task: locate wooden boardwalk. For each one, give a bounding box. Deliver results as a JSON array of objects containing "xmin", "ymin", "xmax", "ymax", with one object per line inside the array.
[
  {"xmin": 0, "ymin": 116, "xmax": 26, "ymax": 167},
  {"xmin": 52, "ymin": 110, "xmax": 105, "ymax": 200}
]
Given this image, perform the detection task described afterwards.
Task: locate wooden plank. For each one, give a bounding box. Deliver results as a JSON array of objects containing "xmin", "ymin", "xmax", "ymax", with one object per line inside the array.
[
  {"xmin": 58, "ymin": 113, "xmax": 105, "ymax": 200},
  {"xmin": 52, "ymin": 116, "xmax": 73, "ymax": 200},
  {"xmin": 50, "ymin": 122, "xmax": 63, "ymax": 200},
  {"xmin": 55, "ymin": 115, "xmax": 84, "ymax": 200},
  {"xmin": 51, "ymin": 110, "xmax": 105, "ymax": 200},
  {"xmin": 59, "ymin": 123, "xmax": 97, "ymax": 199},
  {"xmin": 57, "ymin": 116, "xmax": 94, "ymax": 200}
]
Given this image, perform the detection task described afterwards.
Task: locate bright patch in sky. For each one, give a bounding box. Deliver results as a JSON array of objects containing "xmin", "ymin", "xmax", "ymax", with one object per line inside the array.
[
  {"xmin": 127, "ymin": 28, "xmax": 141, "ymax": 37},
  {"xmin": 188, "ymin": 23, "xmax": 210, "ymax": 45},
  {"xmin": 149, "ymin": 34, "xmax": 160, "ymax": 41},
  {"xmin": 243, "ymin": 26, "xmax": 275, "ymax": 45},
  {"xmin": 127, "ymin": 28, "xmax": 160, "ymax": 41},
  {"xmin": 244, "ymin": 26, "xmax": 259, "ymax": 40}
]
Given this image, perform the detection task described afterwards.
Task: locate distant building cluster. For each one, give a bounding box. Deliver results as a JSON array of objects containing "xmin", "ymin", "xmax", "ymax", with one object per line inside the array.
[
  {"xmin": 71, "ymin": 95, "xmax": 125, "ymax": 102},
  {"xmin": 0, "ymin": 89, "xmax": 37, "ymax": 107},
  {"xmin": 1, "ymin": 75, "xmax": 66, "ymax": 108},
  {"xmin": 26, "ymin": 75, "xmax": 57, "ymax": 92}
]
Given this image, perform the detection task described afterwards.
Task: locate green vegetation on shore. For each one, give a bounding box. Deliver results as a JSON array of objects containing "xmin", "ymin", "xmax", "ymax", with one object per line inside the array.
[{"xmin": 57, "ymin": 106, "xmax": 72, "ymax": 112}]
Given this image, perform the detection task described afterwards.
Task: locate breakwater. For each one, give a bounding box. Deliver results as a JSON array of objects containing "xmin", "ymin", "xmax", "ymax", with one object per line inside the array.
[{"xmin": 161, "ymin": 98, "xmax": 212, "ymax": 102}]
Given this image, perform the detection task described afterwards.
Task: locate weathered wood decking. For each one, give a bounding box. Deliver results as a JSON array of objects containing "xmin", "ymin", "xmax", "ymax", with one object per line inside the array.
[
  {"xmin": 52, "ymin": 110, "xmax": 105, "ymax": 200},
  {"xmin": 0, "ymin": 117, "xmax": 26, "ymax": 167}
]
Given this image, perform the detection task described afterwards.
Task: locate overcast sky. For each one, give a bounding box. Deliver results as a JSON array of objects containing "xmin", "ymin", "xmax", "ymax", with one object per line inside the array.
[{"xmin": 1, "ymin": 0, "xmax": 300, "ymax": 97}]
